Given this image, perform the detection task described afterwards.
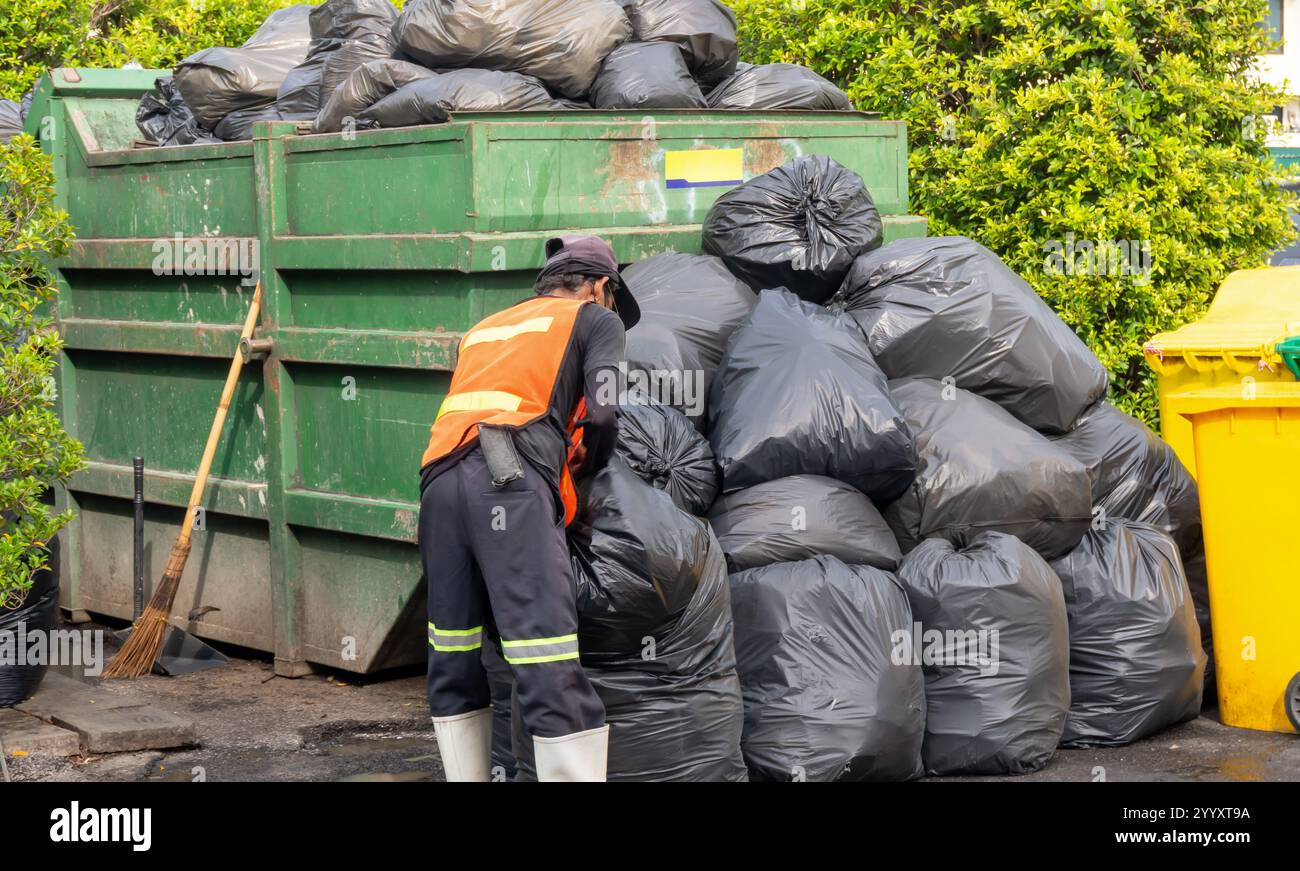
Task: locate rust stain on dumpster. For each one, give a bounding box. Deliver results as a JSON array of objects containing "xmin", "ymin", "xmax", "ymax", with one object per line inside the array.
[
  {"xmin": 601, "ymin": 139, "xmax": 659, "ymax": 199},
  {"xmin": 747, "ymin": 137, "xmax": 793, "ymax": 176}
]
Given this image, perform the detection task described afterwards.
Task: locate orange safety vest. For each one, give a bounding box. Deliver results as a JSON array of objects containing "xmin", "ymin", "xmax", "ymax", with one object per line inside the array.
[{"xmin": 422, "ymin": 296, "xmax": 590, "ymax": 526}]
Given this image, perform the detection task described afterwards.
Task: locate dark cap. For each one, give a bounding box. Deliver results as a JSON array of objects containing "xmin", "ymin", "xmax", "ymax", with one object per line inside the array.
[{"xmin": 538, "ymin": 235, "xmax": 640, "ymax": 330}]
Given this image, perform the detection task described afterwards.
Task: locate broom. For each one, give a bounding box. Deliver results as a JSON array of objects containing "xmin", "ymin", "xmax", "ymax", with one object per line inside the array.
[{"xmin": 103, "ymin": 282, "xmax": 264, "ymax": 679}]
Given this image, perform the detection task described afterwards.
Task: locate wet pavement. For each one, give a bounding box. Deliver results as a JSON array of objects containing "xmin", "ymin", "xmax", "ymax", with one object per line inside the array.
[{"xmin": 5, "ymin": 626, "xmax": 1297, "ymax": 782}]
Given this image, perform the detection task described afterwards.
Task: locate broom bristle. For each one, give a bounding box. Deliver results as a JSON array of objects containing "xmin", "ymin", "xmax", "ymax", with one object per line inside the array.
[{"xmin": 103, "ymin": 540, "xmax": 191, "ymax": 679}]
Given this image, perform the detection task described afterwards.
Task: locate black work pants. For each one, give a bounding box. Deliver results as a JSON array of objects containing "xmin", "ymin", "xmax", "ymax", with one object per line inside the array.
[{"xmin": 419, "ymin": 447, "xmax": 604, "ymax": 739}]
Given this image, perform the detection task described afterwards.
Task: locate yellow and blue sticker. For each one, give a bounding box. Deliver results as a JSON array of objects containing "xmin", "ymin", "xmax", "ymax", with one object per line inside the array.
[{"xmin": 665, "ymin": 148, "xmax": 744, "ymax": 189}]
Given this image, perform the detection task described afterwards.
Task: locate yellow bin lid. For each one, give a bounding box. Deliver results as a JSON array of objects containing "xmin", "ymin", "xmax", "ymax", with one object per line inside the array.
[{"xmin": 1144, "ymin": 266, "xmax": 1300, "ymax": 376}]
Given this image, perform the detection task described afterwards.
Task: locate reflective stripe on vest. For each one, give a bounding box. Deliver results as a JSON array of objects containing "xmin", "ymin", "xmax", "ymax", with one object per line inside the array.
[
  {"xmin": 435, "ymin": 390, "xmax": 523, "ymax": 423},
  {"xmin": 422, "ymin": 296, "xmax": 590, "ymax": 526}
]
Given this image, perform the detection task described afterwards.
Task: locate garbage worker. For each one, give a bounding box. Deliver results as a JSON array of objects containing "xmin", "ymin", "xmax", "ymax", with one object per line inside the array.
[{"xmin": 418, "ymin": 235, "xmax": 638, "ymax": 782}]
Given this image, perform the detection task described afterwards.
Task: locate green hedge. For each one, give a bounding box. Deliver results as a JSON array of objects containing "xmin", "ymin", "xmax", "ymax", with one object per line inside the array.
[
  {"xmin": 0, "ymin": 135, "xmax": 84, "ymax": 606},
  {"xmin": 733, "ymin": 0, "xmax": 1298, "ymax": 422}
]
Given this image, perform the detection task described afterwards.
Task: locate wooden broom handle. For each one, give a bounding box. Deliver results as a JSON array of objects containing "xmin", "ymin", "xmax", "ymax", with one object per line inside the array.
[{"xmin": 177, "ymin": 282, "xmax": 263, "ymax": 547}]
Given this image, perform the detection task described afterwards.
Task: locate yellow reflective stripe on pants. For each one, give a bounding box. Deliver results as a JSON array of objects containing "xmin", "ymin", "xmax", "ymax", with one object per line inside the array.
[
  {"xmin": 500, "ymin": 633, "xmax": 579, "ymax": 665},
  {"xmin": 435, "ymin": 390, "xmax": 523, "ymax": 423},
  {"xmin": 428, "ymin": 622, "xmax": 484, "ymax": 653}
]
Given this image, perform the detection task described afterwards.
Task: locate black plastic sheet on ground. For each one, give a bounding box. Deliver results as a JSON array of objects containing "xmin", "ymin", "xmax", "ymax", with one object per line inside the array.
[
  {"xmin": 708, "ymin": 289, "xmax": 916, "ymax": 502},
  {"xmin": 729, "ymin": 555, "xmax": 925, "ymax": 782},
  {"xmin": 702, "ymin": 155, "xmax": 883, "ymax": 303},
  {"xmin": 897, "ymin": 532, "xmax": 1070, "ymax": 775}
]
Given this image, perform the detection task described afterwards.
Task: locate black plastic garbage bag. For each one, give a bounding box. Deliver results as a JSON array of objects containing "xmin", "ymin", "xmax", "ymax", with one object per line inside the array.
[
  {"xmin": 624, "ymin": 0, "xmax": 738, "ymax": 88},
  {"xmin": 393, "ymin": 0, "xmax": 631, "ymax": 99},
  {"xmin": 623, "ymin": 322, "xmax": 700, "ymax": 412},
  {"xmin": 277, "ymin": 0, "xmax": 400, "ymax": 119},
  {"xmin": 511, "ymin": 458, "xmax": 746, "ymax": 781},
  {"xmin": 0, "ymin": 538, "xmax": 60, "ymax": 708},
  {"xmin": 832, "ymin": 236, "xmax": 1110, "ymax": 434},
  {"xmin": 275, "ymin": 44, "xmax": 335, "ymax": 116},
  {"xmin": 886, "ymin": 377, "xmax": 1092, "ymax": 560},
  {"xmin": 175, "ymin": 5, "xmax": 315, "ymax": 130},
  {"xmin": 702, "ymin": 155, "xmax": 883, "ymax": 302},
  {"xmin": 359, "ymin": 69, "xmax": 562, "ymax": 127},
  {"xmin": 589, "ymin": 42, "xmax": 706, "ymax": 110},
  {"xmin": 708, "ymin": 475, "xmax": 901, "ymax": 573},
  {"xmin": 318, "ymin": 35, "xmax": 395, "ymax": 105},
  {"xmin": 622, "ymin": 251, "xmax": 756, "ymax": 421},
  {"xmin": 615, "ymin": 401, "xmax": 718, "ymax": 515},
  {"xmin": 315, "ymin": 59, "xmax": 436, "ymax": 132},
  {"xmin": 1049, "ymin": 521, "xmax": 1205, "ymax": 746},
  {"xmin": 707, "ymin": 62, "xmax": 852, "ymax": 111},
  {"xmin": 214, "ymin": 105, "xmax": 283, "ymax": 141},
  {"xmin": 308, "ymin": 0, "xmax": 398, "ymax": 39},
  {"xmin": 897, "ymin": 533, "xmax": 1070, "ymax": 775},
  {"xmin": 0, "ymin": 99, "xmax": 24, "ymax": 143},
  {"xmin": 1052, "ymin": 400, "xmax": 1212, "ymax": 684},
  {"xmin": 729, "ymin": 556, "xmax": 925, "ymax": 782},
  {"xmin": 135, "ymin": 77, "xmax": 220, "ymax": 146},
  {"xmin": 708, "ymin": 289, "xmax": 916, "ymax": 502}
]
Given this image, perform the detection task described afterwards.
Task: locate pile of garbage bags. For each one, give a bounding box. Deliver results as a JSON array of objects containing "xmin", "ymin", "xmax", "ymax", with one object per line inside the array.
[
  {"xmin": 173, "ymin": 6, "xmax": 315, "ymax": 132},
  {"xmin": 532, "ymin": 153, "xmax": 1205, "ymax": 776},
  {"xmin": 138, "ymin": 0, "xmax": 858, "ymax": 144}
]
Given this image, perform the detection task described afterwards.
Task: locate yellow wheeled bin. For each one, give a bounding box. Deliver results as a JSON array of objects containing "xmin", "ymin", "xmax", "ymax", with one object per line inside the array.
[
  {"xmin": 1167, "ymin": 378, "xmax": 1300, "ymax": 733},
  {"xmin": 1143, "ymin": 265, "xmax": 1300, "ymax": 477}
]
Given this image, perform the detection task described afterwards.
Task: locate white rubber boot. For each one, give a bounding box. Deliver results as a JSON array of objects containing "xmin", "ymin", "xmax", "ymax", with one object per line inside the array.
[
  {"xmin": 533, "ymin": 724, "xmax": 610, "ymax": 782},
  {"xmin": 431, "ymin": 708, "xmax": 493, "ymax": 782}
]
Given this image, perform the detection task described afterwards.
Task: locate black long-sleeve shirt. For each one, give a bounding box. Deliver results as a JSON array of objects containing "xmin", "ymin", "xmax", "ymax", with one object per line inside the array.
[{"xmin": 420, "ymin": 300, "xmax": 626, "ymax": 501}]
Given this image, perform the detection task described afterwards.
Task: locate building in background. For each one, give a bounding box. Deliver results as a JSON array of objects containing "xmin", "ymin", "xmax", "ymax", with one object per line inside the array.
[{"xmin": 1261, "ymin": 0, "xmax": 1300, "ymax": 160}]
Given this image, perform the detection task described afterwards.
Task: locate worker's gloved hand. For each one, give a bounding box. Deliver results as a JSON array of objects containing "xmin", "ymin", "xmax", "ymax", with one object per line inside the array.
[
  {"xmin": 569, "ymin": 441, "xmax": 589, "ymax": 477},
  {"xmin": 577, "ymin": 403, "xmax": 619, "ymax": 477}
]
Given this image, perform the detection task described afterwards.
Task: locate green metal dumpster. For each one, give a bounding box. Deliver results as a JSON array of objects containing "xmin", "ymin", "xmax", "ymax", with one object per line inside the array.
[{"xmin": 29, "ymin": 67, "xmax": 928, "ymax": 676}]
